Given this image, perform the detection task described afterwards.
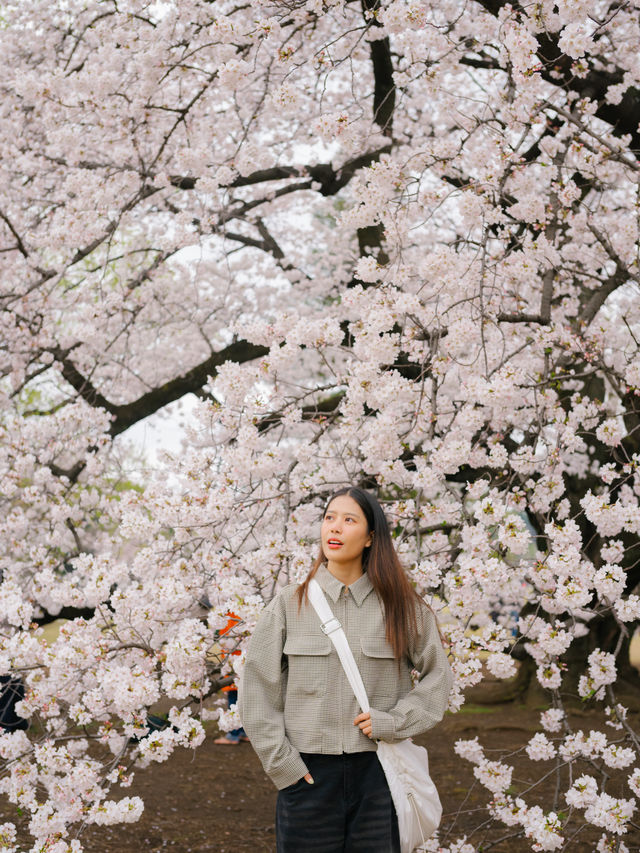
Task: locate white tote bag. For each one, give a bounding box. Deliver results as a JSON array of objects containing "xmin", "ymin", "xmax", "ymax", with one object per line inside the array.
[{"xmin": 308, "ymin": 580, "xmax": 442, "ymax": 852}]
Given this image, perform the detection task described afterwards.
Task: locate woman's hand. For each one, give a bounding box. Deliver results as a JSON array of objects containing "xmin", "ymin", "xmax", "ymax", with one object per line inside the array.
[
  {"xmin": 354, "ymin": 711, "xmax": 373, "ymax": 738},
  {"xmin": 303, "ymin": 772, "xmax": 314, "ymax": 784}
]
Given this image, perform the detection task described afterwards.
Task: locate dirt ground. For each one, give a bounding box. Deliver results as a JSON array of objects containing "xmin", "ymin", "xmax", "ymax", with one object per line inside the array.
[{"xmin": 62, "ymin": 703, "xmax": 640, "ymax": 853}]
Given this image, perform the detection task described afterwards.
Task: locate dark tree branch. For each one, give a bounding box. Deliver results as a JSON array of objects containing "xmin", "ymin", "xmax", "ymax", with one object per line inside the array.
[
  {"xmin": 361, "ymin": 0, "xmax": 396, "ymax": 135},
  {"xmin": 536, "ymin": 33, "xmax": 640, "ymax": 152},
  {"xmin": 170, "ymin": 146, "xmax": 392, "ymax": 197},
  {"xmin": 33, "ymin": 605, "xmax": 97, "ymax": 627},
  {"xmin": 0, "ymin": 209, "xmax": 29, "ymax": 258},
  {"xmin": 257, "ymin": 390, "xmax": 346, "ymax": 433},
  {"xmin": 460, "ymin": 57, "xmax": 501, "ymax": 70},
  {"xmin": 472, "ymin": 0, "xmax": 640, "ymax": 151},
  {"xmin": 496, "ymin": 312, "xmax": 551, "ymax": 324},
  {"xmin": 49, "ymin": 460, "xmax": 87, "ymax": 482},
  {"xmin": 52, "ymin": 340, "xmax": 269, "ymax": 437},
  {"xmin": 44, "ymin": 147, "xmax": 395, "ymax": 200},
  {"xmin": 543, "ymin": 103, "xmax": 640, "ymax": 172},
  {"xmin": 51, "ymin": 347, "xmax": 114, "ymax": 413},
  {"xmin": 220, "ymin": 181, "xmax": 314, "ymax": 222},
  {"xmin": 125, "ymin": 250, "xmax": 177, "ymax": 291},
  {"xmin": 221, "ymin": 230, "xmax": 270, "ymax": 252},
  {"xmin": 587, "ymin": 221, "xmax": 640, "ymax": 287},
  {"xmin": 581, "ymin": 270, "xmax": 630, "ymax": 327},
  {"xmin": 222, "ymin": 220, "xmax": 310, "ymax": 279},
  {"xmin": 107, "ymin": 338, "xmax": 270, "ymax": 436}
]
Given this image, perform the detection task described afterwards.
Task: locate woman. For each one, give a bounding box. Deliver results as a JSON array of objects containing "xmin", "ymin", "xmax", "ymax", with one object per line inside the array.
[{"xmin": 238, "ymin": 486, "xmax": 452, "ymax": 852}]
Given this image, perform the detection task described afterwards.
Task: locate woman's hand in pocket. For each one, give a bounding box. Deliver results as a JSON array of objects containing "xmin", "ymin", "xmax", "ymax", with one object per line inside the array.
[{"xmin": 303, "ymin": 772, "xmax": 314, "ymax": 784}]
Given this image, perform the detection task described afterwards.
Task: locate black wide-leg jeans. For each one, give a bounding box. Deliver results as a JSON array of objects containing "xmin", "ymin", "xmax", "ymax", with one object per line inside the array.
[{"xmin": 276, "ymin": 751, "xmax": 401, "ymax": 852}]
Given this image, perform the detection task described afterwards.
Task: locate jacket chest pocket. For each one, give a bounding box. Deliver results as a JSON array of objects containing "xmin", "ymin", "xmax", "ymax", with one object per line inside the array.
[
  {"xmin": 360, "ymin": 637, "xmax": 398, "ymax": 700},
  {"xmin": 284, "ymin": 634, "xmax": 332, "ymax": 697}
]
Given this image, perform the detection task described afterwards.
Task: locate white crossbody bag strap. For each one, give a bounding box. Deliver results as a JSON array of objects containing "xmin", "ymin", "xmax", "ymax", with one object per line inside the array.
[{"xmin": 308, "ymin": 579, "xmax": 370, "ymax": 714}]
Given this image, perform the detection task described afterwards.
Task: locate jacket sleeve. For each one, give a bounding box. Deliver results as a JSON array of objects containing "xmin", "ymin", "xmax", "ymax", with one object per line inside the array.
[
  {"xmin": 237, "ymin": 596, "xmax": 309, "ymax": 790},
  {"xmin": 368, "ymin": 603, "xmax": 452, "ymax": 742}
]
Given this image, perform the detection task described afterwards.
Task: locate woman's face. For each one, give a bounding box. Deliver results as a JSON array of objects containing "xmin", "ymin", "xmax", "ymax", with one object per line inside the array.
[{"xmin": 320, "ymin": 495, "xmax": 372, "ymax": 565}]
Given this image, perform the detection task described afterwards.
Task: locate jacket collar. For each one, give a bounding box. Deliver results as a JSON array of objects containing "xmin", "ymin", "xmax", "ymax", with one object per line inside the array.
[{"xmin": 315, "ymin": 563, "xmax": 374, "ymax": 607}]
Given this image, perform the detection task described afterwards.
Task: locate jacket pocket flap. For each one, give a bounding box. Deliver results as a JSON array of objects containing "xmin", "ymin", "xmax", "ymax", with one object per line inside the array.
[
  {"xmin": 284, "ymin": 635, "xmax": 332, "ymax": 656},
  {"xmin": 361, "ymin": 637, "xmax": 395, "ymax": 658}
]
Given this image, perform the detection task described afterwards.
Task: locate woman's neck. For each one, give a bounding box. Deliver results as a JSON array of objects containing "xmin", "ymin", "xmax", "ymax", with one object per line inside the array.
[{"xmin": 325, "ymin": 560, "xmax": 364, "ymax": 587}]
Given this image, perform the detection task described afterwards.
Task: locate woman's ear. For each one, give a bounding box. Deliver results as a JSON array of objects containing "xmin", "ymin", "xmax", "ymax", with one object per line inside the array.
[{"xmin": 365, "ymin": 530, "xmax": 374, "ymax": 548}]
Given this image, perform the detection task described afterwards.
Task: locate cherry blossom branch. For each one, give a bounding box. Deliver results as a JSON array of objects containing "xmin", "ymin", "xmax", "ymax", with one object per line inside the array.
[
  {"xmin": 0, "ymin": 209, "xmax": 29, "ymax": 258},
  {"xmin": 475, "ymin": 0, "xmax": 640, "ymax": 149},
  {"xmin": 50, "ymin": 339, "xmax": 269, "ymax": 436}
]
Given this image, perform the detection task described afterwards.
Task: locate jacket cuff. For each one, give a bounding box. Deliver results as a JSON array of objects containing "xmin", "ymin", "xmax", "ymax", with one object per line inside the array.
[
  {"xmin": 369, "ymin": 707, "xmax": 396, "ymax": 742},
  {"xmin": 270, "ymin": 752, "xmax": 310, "ymax": 790}
]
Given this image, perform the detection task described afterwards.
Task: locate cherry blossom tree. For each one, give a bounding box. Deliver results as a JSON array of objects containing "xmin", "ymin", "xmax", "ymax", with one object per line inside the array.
[{"xmin": 1, "ymin": 0, "xmax": 640, "ymax": 849}]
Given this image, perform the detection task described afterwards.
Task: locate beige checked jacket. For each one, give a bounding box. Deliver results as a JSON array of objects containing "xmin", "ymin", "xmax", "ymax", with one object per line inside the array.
[{"xmin": 238, "ymin": 565, "xmax": 453, "ymax": 790}]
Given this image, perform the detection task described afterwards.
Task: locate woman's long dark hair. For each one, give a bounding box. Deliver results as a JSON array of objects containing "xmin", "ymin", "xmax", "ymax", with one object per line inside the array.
[{"xmin": 297, "ymin": 486, "xmax": 421, "ymax": 661}]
